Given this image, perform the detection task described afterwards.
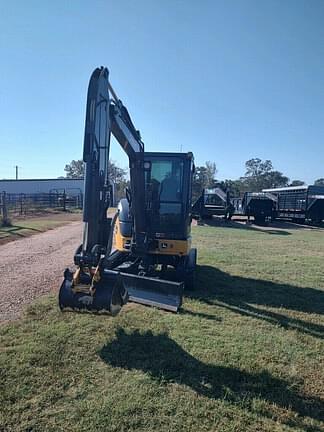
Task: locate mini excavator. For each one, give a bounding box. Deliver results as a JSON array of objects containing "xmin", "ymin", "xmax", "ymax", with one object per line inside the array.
[{"xmin": 59, "ymin": 67, "xmax": 197, "ymax": 316}]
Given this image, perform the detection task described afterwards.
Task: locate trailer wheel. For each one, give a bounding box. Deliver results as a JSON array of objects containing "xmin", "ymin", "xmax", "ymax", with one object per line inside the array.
[{"xmin": 254, "ymin": 215, "xmax": 266, "ymax": 225}]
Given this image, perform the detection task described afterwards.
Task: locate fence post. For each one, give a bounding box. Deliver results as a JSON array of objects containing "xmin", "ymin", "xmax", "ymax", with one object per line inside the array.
[
  {"xmin": 63, "ymin": 191, "xmax": 66, "ymax": 211},
  {"xmin": 2, "ymin": 192, "xmax": 8, "ymax": 223},
  {"xmin": 20, "ymin": 194, "xmax": 23, "ymax": 215}
]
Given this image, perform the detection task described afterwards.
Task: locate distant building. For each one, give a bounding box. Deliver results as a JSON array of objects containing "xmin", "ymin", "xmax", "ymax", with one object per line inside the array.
[{"xmin": 0, "ymin": 178, "xmax": 84, "ymax": 196}]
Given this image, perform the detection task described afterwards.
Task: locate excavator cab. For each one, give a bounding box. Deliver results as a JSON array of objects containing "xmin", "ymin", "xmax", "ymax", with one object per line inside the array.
[
  {"xmin": 113, "ymin": 153, "xmax": 194, "ymax": 256},
  {"xmin": 107, "ymin": 151, "xmax": 196, "ymax": 311},
  {"xmin": 143, "ymin": 153, "xmax": 193, "ymax": 242},
  {"xmin": 59, "ymin": 67, "xmax": 196, "ymax": 315}
]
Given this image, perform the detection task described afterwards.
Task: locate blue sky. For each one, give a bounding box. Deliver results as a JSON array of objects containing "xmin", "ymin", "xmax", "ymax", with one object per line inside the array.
[{"xmin": 0, "ymin": 0, "xmax": 323, "ymax": 183}]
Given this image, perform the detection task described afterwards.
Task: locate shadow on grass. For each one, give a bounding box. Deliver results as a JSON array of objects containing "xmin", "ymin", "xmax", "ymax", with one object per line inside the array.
[
  {"xmin": 0, "ymin": 225, "xmax": 42, "ymax": 237},
  {"xmin": 198, "ymin": 217, "xmax": 292, "ymax": 236},
  {"xmin": 200, "ymin": 216, "xmax": 324, "ymax": 233},
  {"xmin": 191, "ymin": 266, "xmax": 324, "ymax": 339},
  {"xmin": 269, "ymin": 221, "xmax": 324, "ymax": 231},
  {"xmin": 100, "ymin": 329, "xmax": 324, "ymax": 428},
  {"xmin": 179, "ymin": 307, "xmax": 222, "ymax": 321}
]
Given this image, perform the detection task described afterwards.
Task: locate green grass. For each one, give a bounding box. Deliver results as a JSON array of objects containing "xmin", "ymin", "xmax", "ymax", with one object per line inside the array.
[
  {"xmin": 1, "ymin": 223, "xmax": 323, "ymax": 431},
  {"xmin": 0, "ymin": 213, "xmax": 80, "ymax": 243}
]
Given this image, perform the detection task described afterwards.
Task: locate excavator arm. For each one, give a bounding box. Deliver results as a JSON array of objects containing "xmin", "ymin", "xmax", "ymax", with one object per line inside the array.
[{"xmin": 77, "ymin": 67, "xmax": 145, "ymax": 268}]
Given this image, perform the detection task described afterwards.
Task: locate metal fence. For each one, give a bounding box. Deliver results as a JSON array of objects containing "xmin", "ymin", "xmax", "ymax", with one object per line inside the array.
[{"xmin": 0, "ymin": 191, "xmax": 83, "ymax": 219}]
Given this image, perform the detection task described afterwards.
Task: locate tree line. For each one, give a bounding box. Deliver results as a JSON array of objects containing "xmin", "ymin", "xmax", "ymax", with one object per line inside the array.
[
  {"xmin": 64, "ymin": 159, "xmax": 128, "ymax": 203},
  {"xmin": 192, "ymin": 158, "xmax": 324, "ymax": 200},
  {"xmin": 64, "ymin": 158, "xmax": 324, "ymax": 202}
]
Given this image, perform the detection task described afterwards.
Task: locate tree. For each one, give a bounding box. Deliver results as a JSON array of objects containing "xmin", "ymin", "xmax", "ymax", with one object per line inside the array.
[
  {"xmin": 192, "ymin": 161, "xmax": 217, "ymax": 200},
  {"xmin": 290, "ymin": 180, "xmax": 305, "ymax": 187},
  {"xmin": 217, "ymin": 179, "xmax": 244, "ymax": 197},
  {"xmin": 245, "ymin": 158, "xmax": 273, "ymax": 177},
  {"xmin": 64, "ymin": 159, "xmax": 128, "ymax": 202},
  {"xmin": 242, "ymin": 158, "xmax": 289, "ymax": 191},
  {"xmin": 64, "ymin": 159, "xmax": 126, "ymax": 183},
  {"xmin": 108, "ymin": 162, "xmax": 128, "ymax": 203},
  {"xmin": 108, "ymin": 161, "xmax": 127, "ymax": 185},
  {"xmin": 262, "ymin": 171, "xmax": 289, "ymax": 189},
  {"xmin": 64, "ymin": 160, "xmax": 84, "ymax": 178},
  {"xmin": 205, "ymin": 161, "xmax": 217, "ymax": 187},
  {"xmin": 314, "ymin": 178, "xmax": 324, "ymax": 186},
  {"xmin": 242, "ymin": 158, "xmax": 271, "ymax": 192}
]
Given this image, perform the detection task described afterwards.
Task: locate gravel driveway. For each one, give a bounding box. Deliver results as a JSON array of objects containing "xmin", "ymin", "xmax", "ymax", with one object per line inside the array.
[{"xmin": 0, "ymin": 221, "xmax": 82, "ymax": 322}]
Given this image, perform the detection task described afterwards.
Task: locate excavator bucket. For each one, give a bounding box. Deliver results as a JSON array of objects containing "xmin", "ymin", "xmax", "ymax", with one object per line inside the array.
[
  {"xmin": 103, "ymin": 269, "xmax": 184, "ymax": 312},
  {"xmin": 59, "ymin": 269, "xmax": 128, "ymax": 316}
]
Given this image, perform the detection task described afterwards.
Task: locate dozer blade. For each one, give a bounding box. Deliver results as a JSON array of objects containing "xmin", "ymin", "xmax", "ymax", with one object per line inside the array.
[
  {"xmin": 59, "ymin": 269, "xmax": 128, "ymax": 316},
  {"xmin": 103, "ymin": 270, "xmax": 184, "ymax": 312}
]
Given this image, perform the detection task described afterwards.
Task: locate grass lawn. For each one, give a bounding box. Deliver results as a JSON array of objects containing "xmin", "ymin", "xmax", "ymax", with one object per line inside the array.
[
  {"xmin": 0, "ymin": 212, "xmax": 81, "ymax": 245},
  {"xmin": 0, "ymin": 222, "xmax": 323, "ymax": 431}
]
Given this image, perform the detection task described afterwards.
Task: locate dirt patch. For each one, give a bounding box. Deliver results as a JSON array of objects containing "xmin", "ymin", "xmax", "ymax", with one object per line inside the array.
[{"xmin": 0, "ymin": 221, "xmax": 82, "ymax": 322}]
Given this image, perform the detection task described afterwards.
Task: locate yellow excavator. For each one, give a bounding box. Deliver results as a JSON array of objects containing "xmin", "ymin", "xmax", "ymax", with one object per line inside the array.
[{"xmin": 59, "ymin": 67, "xmax": 197, "ymax": 316}]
